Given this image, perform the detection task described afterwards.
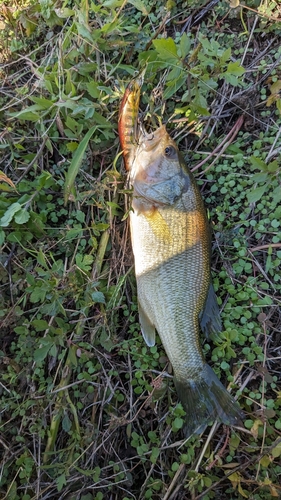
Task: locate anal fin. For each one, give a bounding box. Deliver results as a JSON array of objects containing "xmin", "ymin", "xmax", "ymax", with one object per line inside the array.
[
  {"xmin": 199, "ymin": 283, "xmax": 222, "ymax": 340},
  {"xmin": 138, "ymin": 301, "xmax": 156, "ymax": 347}
]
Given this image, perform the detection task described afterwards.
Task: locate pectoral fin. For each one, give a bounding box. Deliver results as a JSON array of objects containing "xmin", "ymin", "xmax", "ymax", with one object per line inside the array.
[
  {"xmin": 138, "ymin": 302, "xmax": 156, "ymax": 347},
  {"xmin": 199, "ymin": 283, "xmax": 222, "ymax": 339}
]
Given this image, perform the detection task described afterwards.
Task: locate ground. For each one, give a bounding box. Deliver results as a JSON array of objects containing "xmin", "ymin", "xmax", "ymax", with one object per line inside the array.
[{"xmin": 1, "ymin": 1, "xmax": 281, "ymax": 499}]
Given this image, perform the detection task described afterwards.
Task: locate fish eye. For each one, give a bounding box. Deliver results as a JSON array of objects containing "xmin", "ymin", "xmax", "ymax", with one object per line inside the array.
[{"xmin": 164, "ymin": 146, "xmax": 176, "ymax": 157}]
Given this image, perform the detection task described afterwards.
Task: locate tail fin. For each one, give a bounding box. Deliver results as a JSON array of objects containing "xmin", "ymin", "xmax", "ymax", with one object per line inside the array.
[{"xmin": 174, "ymin": 364, "xmax": 243, "ymax": 437}]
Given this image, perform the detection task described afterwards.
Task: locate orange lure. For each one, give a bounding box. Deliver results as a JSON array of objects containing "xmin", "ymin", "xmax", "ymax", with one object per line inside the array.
[{"xmin": 118, "ymin": 72, "xmax": 144, "ymax": 171}]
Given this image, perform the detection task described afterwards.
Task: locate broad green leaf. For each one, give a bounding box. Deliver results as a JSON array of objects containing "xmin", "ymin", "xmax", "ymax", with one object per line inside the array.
[
  {"xmin": 172, "ymin": 417, "xmax": 184, "ymax": 431},
  {"xmin": 65, "ymin": 228, "xmax": 83, "ymax": 240},
  {"xmin": 56, "ymin": 473, "xmax": 67, "ymax": 493},
  {"xmin": 68, "ymin": 345, "xmax": 78, "ymax": 367},
  {"xmin": 66, "ymin": 141, "xmax": 79, "ymax": 152},
  {"xmin": 92, "ymin": 291, "xmax": 106, "ymax": 304},
  {"xmin": 163, "ymin": 73, "xmax": 186, "ymax": 100},
  {"xmin": 32, "ymin": 319, "xmax": 49, "ymax": 331},
  {"xmin": 0, "ymin": 228, "xmax": 5, "ymax": 245},
  {"xmin": 14, "ymin": 209, "xmax": 30, "ymax": 224},
  {"xmin": 153, "ymin": 38, "xmax": 179, "ymax": 63},
  {"xmin": 220, "ymin": 47, "xmax": 232, "ymax": 64},
  {"xmin": 29, "ymin": 96, "xmax": 54, "ymax": 109},
  {"xmin": 128, "ymin": 0, "xmax": 150, "ymax": 15},
  {"xmin": 0, "ymin": 202, "xmax": 22, "ymax": 227},
  {"xmin": 54, "ymin": 7, "xmax": 75, "ymax": 18},
  {"xmin": 272, "ymin": 185, "xmax": 281, "ymax": 206},
  {"xmin": 226, "ymin": 61, "xmax": 245, "ymax": 76},
  {"xmin": 34, "ymin": 344, "xmax": 51, "ymax": 362},
  {"xmin": 249, "ymin": 156, "xmax": 268, "ymax": 171},
  {"xmin": 272, "ymin": 440, "xmax": 281, "ymax": 458},
  {"xmin": 64, "ymin": 126, "xmax": 97, "ymax": 204},
  {"xmin": 247, "ymin": 184, "xmax": 267, "ymax": 203},
  {"xmin": 86, "ymin": 81, "xmax": 101, "ymax": 99},
  {"xmin": 179, "ymin": 33, "xmax": 191, "ymax": 59},
  {"xmin": 251, "ymin": 172, "xmax": 268, "ymax": 183},
  {"xmin": 76, "ymin": 22, "xmax": 94, "ymax": 43},
  {"xmin": 62, "ymin": 412, "xmax": 72, "ymax": 433},
  {"xmin": 166, "ymin": 66, "xmax": 182, "ymax": 82},
  {"xmin": 93, "ymin": 110, "xmax": 111, "ymax": 127},
  {"xmin": 30, "ymin": 286, "xmax": 47, "ymax": 303},
  {"xmin": 76, "ymin": 254, "xmax": 94, "ymax": 271},
  {"xmin": 267, "ymin": 160, "xmax": 279, "ymax": 173},
  {"xmin": 150, "ymin": 447, "xmax": 160, "ymax": 464}
]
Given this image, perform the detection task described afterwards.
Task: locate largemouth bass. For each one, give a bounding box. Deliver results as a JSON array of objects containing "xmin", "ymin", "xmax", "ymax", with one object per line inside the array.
[{"xmin": 119, "ymin": 78, "xmax": 243, "ymax": 436}]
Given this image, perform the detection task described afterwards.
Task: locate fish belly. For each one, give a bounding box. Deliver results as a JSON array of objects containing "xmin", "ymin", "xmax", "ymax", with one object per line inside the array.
[{"xmin": 130, "ymin": 204, "xmax": 209, "ymax": 378}]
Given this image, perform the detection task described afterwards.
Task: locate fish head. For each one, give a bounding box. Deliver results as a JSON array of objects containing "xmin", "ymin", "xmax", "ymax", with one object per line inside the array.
[{"xmin": 130, "ymin": 125, "xmax": 189, "ymax": 207}]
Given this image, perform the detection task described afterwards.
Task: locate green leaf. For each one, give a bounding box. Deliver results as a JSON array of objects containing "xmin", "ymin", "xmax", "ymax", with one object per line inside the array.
[
  {"xmin": 251, "ymin": 172, "xmax": 268, "ymax": 183},
  {"xmin": 220, "ymin": 47, "xmax": 232, "ymax": 64},
  {"xmin": 163, "ymin": 73, "xmax": 186, "ymax": 100},
  {"xmin": 54, "ymin": 7, "xmax": 75, "ymax": 18},
  {"xmin": 14, "ymin": 209, "xmax": 30, "ymax": 224},
  {"xmin": 62, "ymin": 412, "xmax": 72, "ymax": 433},
  {"xmin": 153, "ymin": 38, "xmax": 179, "ymax": 63},
  {"xmin": 65, "ymin": 228, "xmax": 84, "ymax": 240},
  {"xmin": 249, "ymin": 156, "xmax": 268, "ymax": 171},
  {"xmin": 272, "ymin": 185, "xmax": 281, "ymax": 206},
  {"xmin": 150, "ymin": 447, "xmax": 160, "ymax": 464},
  {"xmin": 92, "ymin": 291, "xmax": 106, "ymax": 304},
  {"xmin": 76, "ymin": 254, "xmax": 94, "ymax": 271},
  {"xmin": 64, "ymin": 126, "xmax": 97, "ymax": 204},
  {"xmin": 267, "ymin": 160, "xmax": 279, "ymax": 173},
  {"xmin": 226, "ymin": 61, "xmax": 245, "ymax": 76},
  {"xmin": 86, "ymin": 81, "xmax": 101, "ymax": 99},
  {"xmin": 34, "ymin": 344, "xmax": 51, "ymax": 362},
  {"xmin": 128, "ymin": 0, "xmax": 150, "ymax": 15},
  {"xmin": 0, "ymin": 228, "xmax": 5, "ymax": 245},
  {"xmin": 247, "ymin": 185, "xmax": 267, "ymax": 203},
  {"xmin": 0, "ymin": 202, "xmax": 22, "ymax": 227},
  {"xmin": 29, "ymin": 96, "xmax": 54, "ymax": 109},
  {"xmin": 32, "ymin": 320, "xmax": 49, "ymax": 331},
  {"xmin": 56, "ymin": 473, "xmax": 67, "ymax": 492},
  {"xmin": 173, "ymin": 417, "xmax": 184, "ymax": 431},
  {"xmin": 30, "ymin": 286, "xmax": 47, "ymax": 303},
  {"xmin": 179, "ymin": 33, "xmax": 191, "ymax": 59},
  {"xmin": 272, "ymin": 440, "xmax": 281, "ymax": 458}
]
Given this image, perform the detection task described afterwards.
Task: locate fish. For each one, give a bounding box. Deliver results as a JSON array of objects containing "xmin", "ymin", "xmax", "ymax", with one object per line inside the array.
[{"xmin": 118, "ymin": 77, "xmax": 243, "ymax": 436}]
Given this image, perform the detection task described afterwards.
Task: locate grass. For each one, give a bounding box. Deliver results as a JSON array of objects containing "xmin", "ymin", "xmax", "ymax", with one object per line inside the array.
[{"xmin": 1, "ymin": 0, "xmax": 281, "ymax": 499}]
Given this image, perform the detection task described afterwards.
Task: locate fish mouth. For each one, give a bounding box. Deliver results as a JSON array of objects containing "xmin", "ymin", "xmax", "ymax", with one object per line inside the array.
[{"xmin": 138, "ymin": 123, "xmax": 168, "ymax": 152}]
